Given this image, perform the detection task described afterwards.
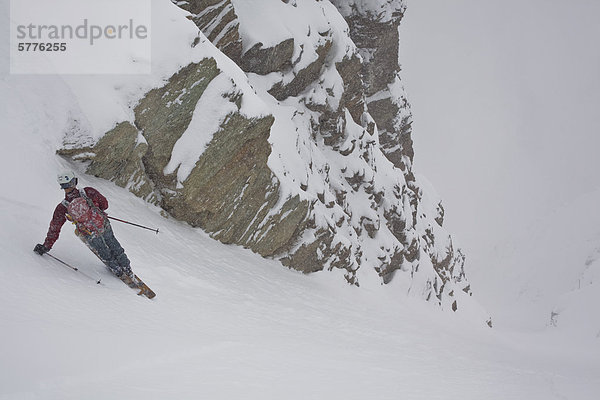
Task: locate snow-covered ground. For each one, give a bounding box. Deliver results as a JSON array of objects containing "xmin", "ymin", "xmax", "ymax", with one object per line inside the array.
[
  {"xmin": 1, "ymin": 72, "xmax": 598, "ymax": 399},
  {"xmin": 1, "ymin": 0, "xmax": 599, "ymax": 398},
  {"xmin": 468, "ymin": 186, "xmax": 600, "ymax": 336},
  {"xmin": 2, "ymin": 173, "xmax": 599, "ymax": 400}
]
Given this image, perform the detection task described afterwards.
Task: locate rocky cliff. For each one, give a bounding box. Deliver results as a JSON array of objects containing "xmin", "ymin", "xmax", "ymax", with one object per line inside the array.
[{"xmin": 60, "ymin": 0, "xmax": 472, "ymax": 311}]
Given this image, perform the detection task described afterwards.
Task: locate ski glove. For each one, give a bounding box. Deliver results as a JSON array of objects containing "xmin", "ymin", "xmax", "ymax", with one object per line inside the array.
[{"xmin": 34, "ymin": 244, "xmax": 49, "ymax": 255}]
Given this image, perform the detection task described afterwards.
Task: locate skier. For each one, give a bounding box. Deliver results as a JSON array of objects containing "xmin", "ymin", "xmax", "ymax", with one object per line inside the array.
[{"xmin": 33, "ymin": 171, "xmax": 138, "ymax": 287}]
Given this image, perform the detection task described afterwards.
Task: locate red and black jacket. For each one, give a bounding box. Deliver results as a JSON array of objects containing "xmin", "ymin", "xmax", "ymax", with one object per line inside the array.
[{"xmin": 43, "ymin": 187, "xmax": 108, "ymax": 250}]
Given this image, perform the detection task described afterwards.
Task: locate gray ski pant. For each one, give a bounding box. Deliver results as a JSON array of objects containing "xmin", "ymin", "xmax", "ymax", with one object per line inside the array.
[{"xmin": 85, "ymin": 225, "xmax": 133, "ymax": 278}]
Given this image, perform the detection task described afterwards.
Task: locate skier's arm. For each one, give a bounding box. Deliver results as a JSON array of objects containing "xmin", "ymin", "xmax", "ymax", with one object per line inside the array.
[
  {"xmin": 84, "ymin": 187, "xmax": 108, "ymax": 211},
  {"xmin": 43, "ymin": 204, "xmax": 67, "ymax": 250}
]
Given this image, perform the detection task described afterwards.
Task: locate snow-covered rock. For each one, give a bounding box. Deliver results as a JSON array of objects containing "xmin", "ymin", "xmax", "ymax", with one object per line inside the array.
[{"xmin": 57, "ymin": 0, "xmax": 475, "ymax": 312}]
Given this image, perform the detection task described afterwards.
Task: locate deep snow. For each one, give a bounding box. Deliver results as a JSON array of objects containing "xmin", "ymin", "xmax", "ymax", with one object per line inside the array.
[
  {"xmin": 1, "ymin": 0, "xmax": 599, "ymax": 398},
  {"xmin": 2, "ymin": 175, "xmax": 599, "ymax": 400}
]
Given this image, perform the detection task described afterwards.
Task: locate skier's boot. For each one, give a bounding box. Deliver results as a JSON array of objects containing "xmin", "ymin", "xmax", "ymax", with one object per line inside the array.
[{"xmin": 119, "ymin": 274, "xmax": 139, "ymax": 289}]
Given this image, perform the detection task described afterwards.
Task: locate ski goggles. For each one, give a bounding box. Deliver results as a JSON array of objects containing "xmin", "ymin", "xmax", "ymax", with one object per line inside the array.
[{"xmin": 59, "ymin": 178, "xmax": 78, "ymax": 189}]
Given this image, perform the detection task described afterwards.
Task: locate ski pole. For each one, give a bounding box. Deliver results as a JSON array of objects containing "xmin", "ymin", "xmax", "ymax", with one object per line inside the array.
[
  {"xmin": 45, "ymin": 253, "xmax": 102, "ymax": 284},
  {"xmin": 107, "ymin": 216, "xmax": 159, "ymax": 234},
  {"xmin": 46, "ymin": 252, "xmax": 77, "ymax": 271}
]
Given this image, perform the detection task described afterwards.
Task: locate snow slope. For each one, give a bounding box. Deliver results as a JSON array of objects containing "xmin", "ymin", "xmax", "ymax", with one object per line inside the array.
[
  {"xmin": 2, "ymin": 175, "xmax": 600, "ymax": 399},
  {"xmin": 400, "ymin": 0, "xmax": 600, "ymax": 340},
  {"xmin": 468, "ymin": 186, "xmax": 600, "ymax": 338},
  {"xmin": 1, "ymin": 70, "xmax": 598, "ymax": 400},
  {"xmin": 1, "ymin": 0, "xmax": 599, "ymax": 398}
]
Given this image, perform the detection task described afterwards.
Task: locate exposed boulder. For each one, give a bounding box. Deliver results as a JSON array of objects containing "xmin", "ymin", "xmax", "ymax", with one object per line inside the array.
[
  {"xmin": 268, "ymin": 39, "xmax": 333, "ymax": 101},
  {"xmin": 134, "ymin": 59, "xmax": 221, "ymax": 187},
  {"xmin": 240, "ymin": 39, "xmax": 295, "ymax": 75}
]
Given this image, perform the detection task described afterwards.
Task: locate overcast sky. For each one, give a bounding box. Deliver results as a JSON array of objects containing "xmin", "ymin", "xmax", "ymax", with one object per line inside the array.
[{"xmin": 399, "ymin": 0, "xmax": 600, "ymax": 267}]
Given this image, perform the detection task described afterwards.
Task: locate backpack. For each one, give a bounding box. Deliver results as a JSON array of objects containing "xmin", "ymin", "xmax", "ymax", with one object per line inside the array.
[{"xmin": 64, "ymin": 190, "xmax": 106, "ymax": 236}]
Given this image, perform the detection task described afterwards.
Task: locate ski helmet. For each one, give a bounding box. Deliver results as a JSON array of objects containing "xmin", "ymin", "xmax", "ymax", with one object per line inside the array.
[{"xmin": 57, "ymin": 171, "xmax": 78, "ymax": 189}]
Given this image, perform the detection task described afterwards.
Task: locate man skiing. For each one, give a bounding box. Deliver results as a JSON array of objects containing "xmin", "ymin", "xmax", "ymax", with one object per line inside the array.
[{"xmin": 33, "ymin": 171, "xmax": 150, "ymax": 294}]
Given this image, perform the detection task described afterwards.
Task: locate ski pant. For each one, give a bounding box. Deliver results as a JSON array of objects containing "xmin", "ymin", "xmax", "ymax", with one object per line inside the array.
[{"xmin": 84, "ymin": 224, "xmax": 133, "ymax": 278}]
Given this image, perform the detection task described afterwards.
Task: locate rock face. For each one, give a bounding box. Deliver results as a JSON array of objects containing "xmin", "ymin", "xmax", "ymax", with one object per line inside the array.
[
  {"xmin": 176, "ymin": 0, "xmax": 243, "ymax": 63},
  {"xmin": 240, "ymin": 39, "xmax": 295, "ymax": 75},
  {"xmin": 332, "ymin": 0, "xmax": 414, "ymax": 171},
  {"xmin": 61, "ymin": 0, "xmax": 472, "ymax": 310}
]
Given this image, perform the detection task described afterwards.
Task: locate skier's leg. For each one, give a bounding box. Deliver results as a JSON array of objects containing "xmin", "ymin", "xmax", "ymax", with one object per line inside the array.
[
  {"xmin": 86, "ymin": 234, "xmax": 123, "ymax": 276},
  {"xmin": 101, "ymin": 225, "xmax": 133, "ymax": 278}
]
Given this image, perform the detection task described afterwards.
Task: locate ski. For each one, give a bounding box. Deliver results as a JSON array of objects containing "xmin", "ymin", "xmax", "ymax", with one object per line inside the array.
[
  {"xmin": 76, "ymin": 232, "xmax": 156, "ymax": 299},
  {"xmin": 133, "ymin": 275, "xmax": 156, "ymax": 299},
  {"xmin": 121, "ymin": 274, "xmax": 156, "ymax": 299}
]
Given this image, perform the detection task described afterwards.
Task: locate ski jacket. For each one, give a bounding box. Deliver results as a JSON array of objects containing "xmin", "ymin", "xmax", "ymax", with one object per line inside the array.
[{"xmin": 43, "ymin": 187, "xmax": 108, "ymax": 250}]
